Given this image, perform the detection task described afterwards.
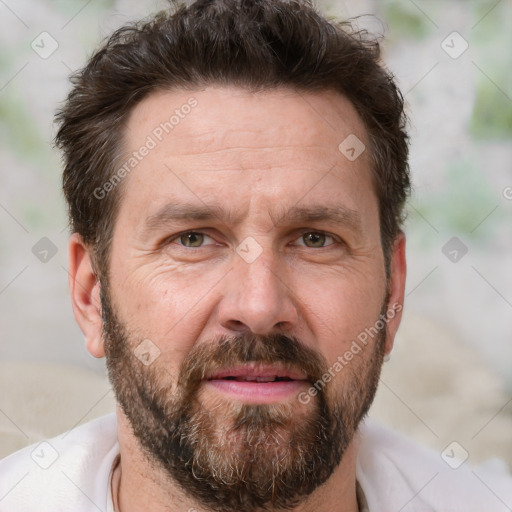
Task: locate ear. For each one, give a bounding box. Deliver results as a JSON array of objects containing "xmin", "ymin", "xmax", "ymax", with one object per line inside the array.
[
  {"xmin": 68, "ymin": 233, "xmax": 105, "ymax": 358},
  {"xmin": 384, "ymin": 232, "xmax": 407, "ymax": 355}
]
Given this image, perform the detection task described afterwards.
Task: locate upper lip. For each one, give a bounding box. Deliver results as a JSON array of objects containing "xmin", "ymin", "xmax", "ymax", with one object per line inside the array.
[{"xmin": 206, "ymin": 363, "xmax": 307, "ymax": 381}]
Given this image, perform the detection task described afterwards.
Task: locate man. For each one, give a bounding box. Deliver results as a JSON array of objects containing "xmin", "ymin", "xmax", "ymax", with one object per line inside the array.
[{"xmin": 0, "ymin": 1, "xmax": 511, "ymax": 511}]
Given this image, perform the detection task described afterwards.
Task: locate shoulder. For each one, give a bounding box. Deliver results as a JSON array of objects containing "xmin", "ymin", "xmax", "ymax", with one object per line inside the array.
[
  {"xmin": 0, "ymin": 413, "xmax": 118, "ymax": 512},
  {"xmin": 356, "ymin": 418, "xmax": 512, "ymax": 512}
]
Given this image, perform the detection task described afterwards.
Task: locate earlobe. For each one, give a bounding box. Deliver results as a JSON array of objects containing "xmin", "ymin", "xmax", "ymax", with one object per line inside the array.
[
  {"xmin": 384, "ymin": 232, "xmax": 407, "ymax": 356},
  {"xmin": 68, "ymin": 233, "xmax": 105, "ymax": 358}
]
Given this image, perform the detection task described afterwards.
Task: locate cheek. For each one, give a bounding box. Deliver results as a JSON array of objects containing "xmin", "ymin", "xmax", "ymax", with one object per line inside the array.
[
  {"xmin": 299, "ymin": 269, "xmax": 385, "ymax": 364},
  {"xmin": 111, "ymin": 257, "xmax": 237, "ymax": 362}
]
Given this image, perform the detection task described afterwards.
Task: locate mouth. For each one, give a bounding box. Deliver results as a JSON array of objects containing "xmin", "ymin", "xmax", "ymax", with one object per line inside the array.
[{"xmin": 204, "ymin": 364, "xmax": 310, "ymax": 403}]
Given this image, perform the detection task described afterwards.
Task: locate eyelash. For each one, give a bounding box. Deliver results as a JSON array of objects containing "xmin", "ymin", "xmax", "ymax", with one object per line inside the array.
[{"xmin": 167, "ymin": 230, "xmax": 341, "ymax": 249}]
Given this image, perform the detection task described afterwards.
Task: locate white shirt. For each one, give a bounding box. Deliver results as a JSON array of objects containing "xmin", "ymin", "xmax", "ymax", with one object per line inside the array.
[{"xmin": 0, "ymin": 413, "xmax": 511, "ymax": 511}]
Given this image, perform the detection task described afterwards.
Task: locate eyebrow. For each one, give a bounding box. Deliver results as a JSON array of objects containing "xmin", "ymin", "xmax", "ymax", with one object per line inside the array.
[
  {"xmin": 273, "ymin": 205, "xmax": 361, "ymax": 232},
  {"xmin": 141, "ymin": 202, "xmax": 362, "ymax": 236},
  {"xmin": 143, "ymin": 203, "xmax": 239, "ymax": 232}
]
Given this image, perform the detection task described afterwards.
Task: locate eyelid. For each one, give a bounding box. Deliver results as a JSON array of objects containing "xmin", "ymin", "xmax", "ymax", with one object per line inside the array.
[
  {"xmin": 291, "ymin": 230, "xmax": 340, "ymax": 247},
  {"xmin": 164, "ymin": 229, "xmax": 343, "ymax": 249},
  {"xmin": 167, "ymin": 230, "xmax": 218, "ymax": 247}
]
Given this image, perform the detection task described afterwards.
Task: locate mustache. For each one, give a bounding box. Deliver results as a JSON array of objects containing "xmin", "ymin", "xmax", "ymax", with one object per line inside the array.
[{"xmin": 177, "ymin": 332, "xmax": 329, "ymax": 391}]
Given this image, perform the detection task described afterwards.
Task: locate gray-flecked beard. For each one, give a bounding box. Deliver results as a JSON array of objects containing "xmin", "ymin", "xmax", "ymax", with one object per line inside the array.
[{"xmin": 101, "ymin": 284, "xmax": 386, "ymax": 512}]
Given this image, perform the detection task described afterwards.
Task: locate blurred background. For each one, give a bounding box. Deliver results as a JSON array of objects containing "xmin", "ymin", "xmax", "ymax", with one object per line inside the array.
[{"xmin": 0, "ymin": 0, "xmax": 511, "ymax": 467}]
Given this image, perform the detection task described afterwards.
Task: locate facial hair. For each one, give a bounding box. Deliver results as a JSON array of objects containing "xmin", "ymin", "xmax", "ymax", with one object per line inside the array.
[{"xmin": 101, "ymin": 284, "xmax": 387, "ymax": 512}]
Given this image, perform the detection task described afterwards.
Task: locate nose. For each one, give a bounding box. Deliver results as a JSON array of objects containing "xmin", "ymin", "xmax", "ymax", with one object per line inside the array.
[{"xmin": 217, "ymin": 247, "xmax": 299, "ymax": 335}]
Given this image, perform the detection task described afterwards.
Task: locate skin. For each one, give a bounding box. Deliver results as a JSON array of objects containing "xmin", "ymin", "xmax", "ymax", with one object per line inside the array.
[{"xmin": 68, "ymin": 86, "xmax": 407, "ymax": 512}]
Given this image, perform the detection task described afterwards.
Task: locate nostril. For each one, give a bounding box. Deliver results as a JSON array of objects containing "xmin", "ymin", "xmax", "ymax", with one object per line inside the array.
[{"xmin": 225, "ymin": 320, "xmax": 249, "ymax": 332}]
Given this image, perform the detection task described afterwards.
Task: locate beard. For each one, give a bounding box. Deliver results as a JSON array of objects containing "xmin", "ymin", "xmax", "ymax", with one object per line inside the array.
[{"xmin": 101, "ymin": 283, "xmax": 387, "ymax": 512}]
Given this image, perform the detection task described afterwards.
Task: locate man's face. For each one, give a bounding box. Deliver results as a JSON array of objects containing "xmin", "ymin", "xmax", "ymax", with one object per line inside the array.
[{"xmin": 99, "ymin": 87, "xmax": 400, "ymax": 511}]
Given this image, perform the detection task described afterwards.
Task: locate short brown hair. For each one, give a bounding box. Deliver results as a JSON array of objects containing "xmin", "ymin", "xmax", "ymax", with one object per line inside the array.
[{"xmin": 55, "ymin": 0, "xmax": 410, "ymax": 278}]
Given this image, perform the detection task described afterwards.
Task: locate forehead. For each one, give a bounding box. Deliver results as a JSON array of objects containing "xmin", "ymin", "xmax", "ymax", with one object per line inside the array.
[
  {"xmin": 124, "ymin": 86, "xmax": 368, "ymax": 160},
  {"xmin": 117, "ymin": 86, "xmax": 377, "ymax": 230}
]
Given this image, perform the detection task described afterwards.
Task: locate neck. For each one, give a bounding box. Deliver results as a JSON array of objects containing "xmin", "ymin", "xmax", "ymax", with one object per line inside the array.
[{"xmin": 114, "ymin": 408, "xmax": 361, "ymax": 512}]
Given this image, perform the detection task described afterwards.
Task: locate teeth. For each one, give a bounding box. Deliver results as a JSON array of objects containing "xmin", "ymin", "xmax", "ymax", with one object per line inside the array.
[
  {"xmin": 235, "ymin": 376, "xmax": 277, "ymax": 382},
  {"xmin": 256, "ymin": 376, "xmax": 276, "ymax": 382}
]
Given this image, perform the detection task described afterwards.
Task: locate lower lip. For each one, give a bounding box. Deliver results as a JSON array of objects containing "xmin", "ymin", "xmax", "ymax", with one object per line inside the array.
[{"xmin": 205, "ymin": 379, "xmax": 309, "ymax": 404}]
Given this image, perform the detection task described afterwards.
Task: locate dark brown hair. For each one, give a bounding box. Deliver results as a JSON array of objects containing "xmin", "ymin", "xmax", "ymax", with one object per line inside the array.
[{"xmin": 55, "ymin": 0, "xmax": 410, "ymax": 278}]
